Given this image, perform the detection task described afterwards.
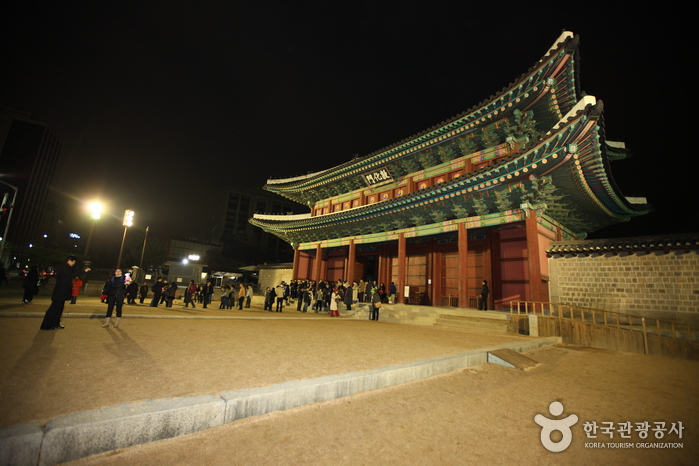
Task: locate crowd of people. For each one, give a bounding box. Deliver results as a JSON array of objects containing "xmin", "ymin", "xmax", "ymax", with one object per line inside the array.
[
  {"xmin": 262, "ymin": 278, "xmax": 396, "ymax": 321},
  {"xmin": 32, "ymin": 256, "xmax": 398, "ymax": 330}
]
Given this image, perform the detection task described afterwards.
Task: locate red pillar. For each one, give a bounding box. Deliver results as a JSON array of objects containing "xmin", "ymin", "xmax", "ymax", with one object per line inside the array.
[
  {"xmin": 458, "ymin": 223, "xmax": 469, "ymax": 308},
  {"xmin": 292, "ymin": 247, "xmax": 300, "ymax": 280},
  {"xmin": 427, "ymin": 238, "xmax": 435, "ymax": 306},
  {"xmin": 526, "ymin": 210, "xmax": 543, "ymax": 303},
  {"xmin": 398, "ymin": 233, "xmax": 406, "ymax": 304},
  {"xmin": 490, "ymin": 230, "xmax": 502, "ymax": 310},
  {"xmin": 313, "ymin": 243, "xmax": 323, "ymax": 282},
  {"xmin": 383, "ymin": 245, "xmax": 392, "ymax": 288},
  {"xmin": 347, "ymin": 239, "xmax": 356, "ymax": 282}
]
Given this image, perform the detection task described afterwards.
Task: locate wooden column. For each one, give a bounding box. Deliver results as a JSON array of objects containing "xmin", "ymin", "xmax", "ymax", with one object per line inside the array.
[
  {"xmin": 347, "ymin": 239, "xmax": 356, "ymax": 282},
  {"xmin": 377, "ymin": 243, "xmax": 388, "ymax": 290},
  {"xmin": 490, "ymin": 230, "xmax": 502, "ymax": 310},
  {"xmin": 427, "ymin": 238, "xmax": 435, "ymax": 306},
  {"xmin": 398, "ymin": 233, "xmax": 406, "ymax": 304},
  {"xmin": 292, "ymin": 246, "xmax": 300, "ymax": 280},
  {"xmin": 458, "ymin": 223, "xmax": 469, "ymax": 308},
  {"xmin": 484, "ymin": 230, "xmax": 494, "ymax": 308},
  {"xmin": 526, "ymin": 210, "xmax": 543, "ymax": 302},
  {"xmin": 313, "ymin": 243, "xmax": 323, "ymax": 283}
]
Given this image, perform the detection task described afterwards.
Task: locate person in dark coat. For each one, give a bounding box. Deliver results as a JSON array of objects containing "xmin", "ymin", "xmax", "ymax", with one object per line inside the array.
[
  {"xmin": 23, "ymin": 265, "xmax": 40, "ymax": 304},
  {"xmin": 40, "ymin": 256, "xmax": 91, "ymax": 329},
  {"xmin": 370, "ymin": 287, "xmax": 382, "ymax": 321},
  {"xmin": 202, "ymin": 281, "xmax": 214, "ymax": 309},
  {"xmin": 150, "ymin": 277, "xmax": 164, "ymax": 307},
  {"xmin": 264, "ymin": 286, "xmax": 275, "ymax": 311},
  {"xmin": 126, "ymin": 280, "xmax": 139, "ymax": 305},
  {"xmin": 139, "ymin": 283, "xmax": 149, "ymax": 304},
  {"xmin": 480, "ymin": 280, "xmax": 490, "ymax": 311},
  {"xmin": 344, "ymin": 282, "xmax": 354, "ymax": 311},
  {"xmin": 0, "ymin": 264, "xmax": 8, "ymax": 287},
  {"xmin": 102, "ymin": 268, "xmax": 129, "ymax": 328}
]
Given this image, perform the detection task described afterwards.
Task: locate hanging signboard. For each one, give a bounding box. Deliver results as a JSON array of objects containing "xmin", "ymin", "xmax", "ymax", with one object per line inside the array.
[{"xmin": 362, "ymin": 167, "xmax": 394, "ymax": 187}]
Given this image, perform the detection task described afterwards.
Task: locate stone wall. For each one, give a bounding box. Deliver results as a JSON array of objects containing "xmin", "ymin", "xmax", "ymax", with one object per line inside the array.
[
  {"xmin": 258, "ymin": 268, "xmax": 292, "ymax": 293},
  {"xmin": 548, "ymin": 250, "xmax": 699, "ymax": 325}
]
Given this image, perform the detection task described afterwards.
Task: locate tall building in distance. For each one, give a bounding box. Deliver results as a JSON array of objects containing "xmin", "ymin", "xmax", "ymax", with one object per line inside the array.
[
  {"xmin": 0, "ymin": 107, "xmax": 62, "ymax": 263},
  {"xmin": 210, "ymin": 187, "xmax": 306, "ymax": 264}
]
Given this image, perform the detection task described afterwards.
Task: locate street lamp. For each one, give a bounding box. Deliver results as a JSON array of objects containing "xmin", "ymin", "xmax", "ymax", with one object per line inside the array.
[
  {"xmin": 139, "ymin": 225, "xmax": 149, "ymax": 270},
  {"xmin": 116, "ymin": 209, "xmax": 134, "ymax": 268},
  {"xmin": 0, "ymin": 181, "xmax": 18, "ymax": 266},
  {"xmin": 84, "ymin": 202, "xmax": 103, "ymax": 256}
]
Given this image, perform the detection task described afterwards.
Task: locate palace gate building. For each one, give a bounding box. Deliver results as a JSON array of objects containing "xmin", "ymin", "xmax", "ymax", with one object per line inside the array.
[{"xmin": 251, "ymin": 31, "xmax": 650, "ymax": 309}]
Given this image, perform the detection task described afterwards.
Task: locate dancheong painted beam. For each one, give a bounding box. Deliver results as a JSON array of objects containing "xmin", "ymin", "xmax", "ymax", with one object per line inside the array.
[{"xmin": 249, "ymin": 32, "xmax": 649, "ymax": 309}]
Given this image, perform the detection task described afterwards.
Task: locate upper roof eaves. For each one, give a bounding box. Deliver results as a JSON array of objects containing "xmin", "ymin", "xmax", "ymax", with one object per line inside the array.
[{"xmin": 264, "ymin": 31, "xmax": 579, "ymax": 197}]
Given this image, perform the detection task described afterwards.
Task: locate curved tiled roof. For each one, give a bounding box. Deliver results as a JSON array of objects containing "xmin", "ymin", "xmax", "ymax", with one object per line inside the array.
[
  {"xmin": 546, "ymin": 233, "xmax": 699, "ymax": 257},
  {"xmin": 264, "ymin": 31, "xmax": 581, "ymax": 203},
  {"xmin": 251, "ymin": 98, "xmax": 650, "ymax": 244}
]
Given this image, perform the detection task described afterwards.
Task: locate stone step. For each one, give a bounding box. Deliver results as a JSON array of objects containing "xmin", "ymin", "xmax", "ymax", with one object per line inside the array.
[
  {"xmin": 437, "ymin": 310, "xmax": 511, "ymax": 320},
  {"xmin": 434, "ymin": 318, "xmax": 510, "ymax": 333},
  {"xmin": 438, "ymin": 314, "xmax": 510, "ymax": 325}
]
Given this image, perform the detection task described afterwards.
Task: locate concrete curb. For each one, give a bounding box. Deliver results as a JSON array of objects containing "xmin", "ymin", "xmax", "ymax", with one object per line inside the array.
[
  {"xmin": 41, "ymin": 395, "xmax": 225, "ymax": 466},
  {"xmin": 0, "ymin": 337, "xmax": 560, "ymax": 465},
  {"xmin": 0, "ymin": 424, "xmax": 43, "ymax": 466}
]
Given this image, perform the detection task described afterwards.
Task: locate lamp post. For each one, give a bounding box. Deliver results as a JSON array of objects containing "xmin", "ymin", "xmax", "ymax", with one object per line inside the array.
[
  {"xmin": 84, "ymin": 202, "xmax": 103, "ymax": 256},
  {"xmin": 0, "ymin": 181, "xmax": 18, "ymax": 266},
  {"xmin": 116, "ymin": 209, "xmax": 134, "ymax": 268},
  {"xmin": 139, "ymin": 225, "xmax": 149, "ymax": 270}
]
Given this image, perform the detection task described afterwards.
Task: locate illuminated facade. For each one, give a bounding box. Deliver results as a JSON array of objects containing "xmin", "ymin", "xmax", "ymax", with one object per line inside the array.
[{"xmin": 251, "ymin": 32, "xmax": 649, "ymax": 309}]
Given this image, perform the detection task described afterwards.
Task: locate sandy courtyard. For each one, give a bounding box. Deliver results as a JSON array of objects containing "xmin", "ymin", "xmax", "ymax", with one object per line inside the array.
[{"xmin": 1, "ymin": 295, "xmax": 697, "ymax": 464}]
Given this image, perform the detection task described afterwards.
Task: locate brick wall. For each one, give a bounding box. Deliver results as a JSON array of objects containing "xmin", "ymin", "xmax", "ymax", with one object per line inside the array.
[{"xmin": 548, "ymin": 251, "xmax": 699, "ymax": 324}]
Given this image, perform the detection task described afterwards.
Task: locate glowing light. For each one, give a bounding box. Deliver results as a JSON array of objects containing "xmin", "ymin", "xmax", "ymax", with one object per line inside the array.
[
  {"xmin": 89, "ymin": 202, "xmax": 103, "ymax": 220},
  {"xmin": 123, "ymin": 210, "xmax": 135, "ymax": 227}
]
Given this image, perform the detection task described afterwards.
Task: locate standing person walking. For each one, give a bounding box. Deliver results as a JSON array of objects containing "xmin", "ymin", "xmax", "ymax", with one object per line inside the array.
[
  {"xmin": 219, "ymin": 286, "xmax": 229, "ymax": 309},
  {"xmin": 245, "ymin": 285, "xmax": 253, "ymax": 308},
  {"xmin": 370, "ymin": 287, "xmax": 382, "ymax": 321},
  {"xmin": 184, "ymin": 280, "xmax": 197, "ymax": 308},
  {"xmin": 40, "ymin": 256, "xmax": 91, "ymax": 330},
  {"xmin": 202, "ymin": 281, "xmax": 213, "ymax": 309},
  {"xmin": 139, "ymin": 282, "xmax": 149, "ymax": 304},
  {"xmin": 329, "ymin": 289, "xmax": 340, "ymax": 317},
  {"xmin": 275, "ymin": 283, "xmax": 285, "ymax": 312},
  {"xmin": 166, "ymin": 281, "xmax": 177, "ymax": 308},
  {"xmin": 150, "ymin": 277, "xmax": 164, "ymax": 307},
  {"xmin": 102, "ymin": 268, "xmax": 130, "ymax": 328},
  {"xmin": 0, "ymin": 264, "xmax": 9, "ymax": 287},
  {"xmin": 23, "ymin": 265, "xmax": 40, "ymax": 304},
  {"xmin": 344, "ymin": 282, "xmax": 354, "ymax": 311},
  {"xmin": 264, "ymin": 286, "xmax": 275, "ymax": 311},
  {"xmin": 237, "ymin": 283, "xmax": 246, "ymax": 310},
  {"xmin": 479, "ymin": 280, "xmax": 490, "ymax": 311},
  {"xmin": 389, "ymin": 282, "xmax": 397, "ymax": 304},
  {"xmin": 70, "ymin": 276, "xmax": 83, "ymax": 304},
  {"xmin": 126, "ymin": 279, "xmax": 139, "ymax": 305}
]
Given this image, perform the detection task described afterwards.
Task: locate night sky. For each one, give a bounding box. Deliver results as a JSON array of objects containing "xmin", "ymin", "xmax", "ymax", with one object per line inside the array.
[{"xmin": 2, "ymin": 3, "xmax": 695, "ymax": 246}]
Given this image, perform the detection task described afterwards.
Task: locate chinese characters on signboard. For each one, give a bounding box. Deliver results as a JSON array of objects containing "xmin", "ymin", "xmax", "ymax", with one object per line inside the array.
[{"xmin": 363, "ymin": 168, "xmax": 393, "ymax": 187}]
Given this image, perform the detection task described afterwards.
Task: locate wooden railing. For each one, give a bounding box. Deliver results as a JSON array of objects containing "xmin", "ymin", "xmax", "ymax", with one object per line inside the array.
[
  {"xmin": 440, "ymin": 296, "xmax": 459, "ymax": 307},
  {"xmin": 440, "ymin": 295, "xmax": 481, "ymax": 308},
  {"xmin": 507, "ymin": 300, "xmax": 697, "ymax": 345}
]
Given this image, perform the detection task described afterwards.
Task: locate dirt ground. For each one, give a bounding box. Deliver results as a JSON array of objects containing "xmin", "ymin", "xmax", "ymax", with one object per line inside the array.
[{"xmin": 1, "ymin": 290, "xmax": 698, "ymax": 465}]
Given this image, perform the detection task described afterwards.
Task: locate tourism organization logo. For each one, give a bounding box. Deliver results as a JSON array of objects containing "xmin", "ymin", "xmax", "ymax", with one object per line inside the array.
[
  {"xmin": 534, "ymin": 401, "xmax": 685, "ymax": 452},
  {"xmin": 534, "ymin": 401, "xmax": 578, "ymax": 452}
]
